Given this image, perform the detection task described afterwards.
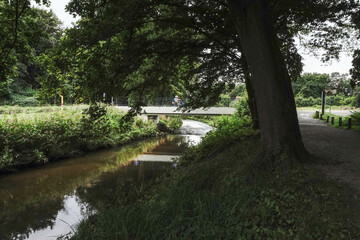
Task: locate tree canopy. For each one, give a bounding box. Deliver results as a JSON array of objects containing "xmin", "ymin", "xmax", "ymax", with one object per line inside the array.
[
  {"xmin": 0, "ymin": 1, "xmax": 61, "ymax": 105},
  {"xmin": 293, "ymin": 72, "xmax": 352, "ymax": 99},
  {"xmin": 36, "ymin": 0, "xmax": 360, "ymax": 167},
  {"xmin": 0, "ymin": 0, "xmax": 51, "ymax": 81}
]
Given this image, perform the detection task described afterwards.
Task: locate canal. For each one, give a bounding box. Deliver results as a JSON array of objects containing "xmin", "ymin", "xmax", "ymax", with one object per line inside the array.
[{"xmin": 0, "ymin": 120, "xmax": 212, "ymax": 240}]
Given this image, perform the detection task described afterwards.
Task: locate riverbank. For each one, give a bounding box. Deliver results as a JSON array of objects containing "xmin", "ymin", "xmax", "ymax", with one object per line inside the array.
[
  {"xmin": 70, "ymin": 115, "xmax": 360, "ymax": 239},
  {"xmin": 0, "ymin": 105, "xmax": 179, "ymax": 173},
  {"xmin": 0, "ymin": 134, "xmax": 193, "ymax": 240}
]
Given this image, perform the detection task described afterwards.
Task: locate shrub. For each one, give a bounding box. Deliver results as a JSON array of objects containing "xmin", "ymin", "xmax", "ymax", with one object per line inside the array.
[
  {"xmin": 235, "ymin": 97, "xmax": 251, "ymax": 117},
  {"xmin": 352, "ymin": 89, "xmax": 360, "ymax": 108},
  {"xmin": 351, "ymin": 111, "xmax": 360, "ymax": 126},
  {"xmin": 158, "ymin": 116, "xmax": 183, "ymax": 133},
  {"xmin": 0, "ymin": 106, "xmax": 159, "ymax": 172},
  {"xmin": 295, "ymin": 95, "xmax": 321, "ymax": 107}
]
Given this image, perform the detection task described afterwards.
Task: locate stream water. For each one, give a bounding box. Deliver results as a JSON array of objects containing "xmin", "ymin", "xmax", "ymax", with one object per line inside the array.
[{"xmin": 0, "ymin": 120, "xmax": 213, "ymax": 240}]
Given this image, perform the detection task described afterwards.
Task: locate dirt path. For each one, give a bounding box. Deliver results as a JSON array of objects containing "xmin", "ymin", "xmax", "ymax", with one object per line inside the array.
[{"xmin": 298, "ymin": 110, "xmax": 360, "ymax": 190}]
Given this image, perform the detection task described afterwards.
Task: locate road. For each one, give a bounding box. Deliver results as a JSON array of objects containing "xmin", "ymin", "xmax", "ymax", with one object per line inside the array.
[{"xmin": 297, "ymin": 110, "xmax": 360, "ymax": 191}]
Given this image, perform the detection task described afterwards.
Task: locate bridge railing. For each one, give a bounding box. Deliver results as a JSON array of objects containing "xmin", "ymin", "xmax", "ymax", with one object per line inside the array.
[{"xmin": 113, "ymin": 97, "xmax": 233, "ymax": 107}]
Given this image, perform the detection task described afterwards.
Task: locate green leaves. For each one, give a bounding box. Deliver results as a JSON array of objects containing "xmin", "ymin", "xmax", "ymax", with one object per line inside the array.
[{"xmin": 0, "ymin": 106, "xmax": 158, "ymax": 171}]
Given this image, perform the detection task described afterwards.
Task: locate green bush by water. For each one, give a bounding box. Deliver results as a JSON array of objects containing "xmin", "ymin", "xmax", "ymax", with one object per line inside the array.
[
  {"xmin": 0, "ymin": 106, "xmax": 159, "ymax": 171},
  {"xmin": 158, "ymin": 116, "xmax": 183, "ymax": 133},
  {"xmin": 70, "ymin": 114, "xmax": 360, "ymax": 239}
]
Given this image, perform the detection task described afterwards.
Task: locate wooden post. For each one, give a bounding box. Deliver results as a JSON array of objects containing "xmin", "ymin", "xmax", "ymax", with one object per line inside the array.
[
  {"xmin": 348, "ymin": 118, "xmax": 352, "ymax": 129},
  {"xmin": 315, "ymin": 111, "xmax": 319, "ymax": 118},
  {"xmin": 326, "ymin": 116, "xmax": 330, "ymax": 123},
  {"xmin": 320, "ymin": 114, "xmax": 323, "ymax": 120},
  {"xmin": 339, "ymin": 117, "xmax": 342, "ymax": 127},
  {"xmin": 331, "ymin": 116, "xmax": 334, "ymax": 125}
]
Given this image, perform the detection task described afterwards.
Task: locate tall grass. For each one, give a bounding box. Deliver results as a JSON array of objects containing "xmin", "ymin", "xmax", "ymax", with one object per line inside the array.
[
  {"xmin": 0, "ymin": 106, "xmax": 158, "ymax": 172},
  {"xmin": 0, "ymin": 105, "xmax": 89, "ymax": 114}
]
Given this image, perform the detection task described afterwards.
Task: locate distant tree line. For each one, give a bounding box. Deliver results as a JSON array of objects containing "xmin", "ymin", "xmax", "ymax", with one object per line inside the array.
[
  {"xmin": 0, "ymin": 1, "xmax": 62, "ymax": 106},
  {"xmin": 292, "ymin": 73, "xmax": 360, "ymax": 108}
]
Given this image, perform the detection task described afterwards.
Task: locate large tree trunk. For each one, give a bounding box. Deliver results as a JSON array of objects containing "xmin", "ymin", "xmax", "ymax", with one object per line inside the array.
[
  {"xmin": 239, "ymin": 55, "xmax": 259, "ymax": 129},
  {"xmin": 229, "ymin": 0, "xmax": 308, "ymax": 168}
]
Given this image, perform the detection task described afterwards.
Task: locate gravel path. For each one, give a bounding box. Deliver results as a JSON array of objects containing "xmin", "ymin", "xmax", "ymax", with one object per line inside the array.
[{"xmin": 298, "ymin": 110, "xmax": 360, "ymax": 190}]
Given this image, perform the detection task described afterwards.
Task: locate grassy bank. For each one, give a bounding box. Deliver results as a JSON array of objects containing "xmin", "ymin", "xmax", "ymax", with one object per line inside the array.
[
  {"xmin": 0, "ymin": 105, "xmax": 169, "ymax": 172},
  {"xmin": 296, "ymin": 106, "xmax": 359, "ymax": 111},
  {"xmin": 314, "ymin": 112, "xmax": 360, "ymax": 131},
  {"xmin": 70, "ymin": 115, "xmax": 360, "ymax": 240}
]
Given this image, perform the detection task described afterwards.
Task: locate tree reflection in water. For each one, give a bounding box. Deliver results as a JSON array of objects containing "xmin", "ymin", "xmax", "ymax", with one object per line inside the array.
[{"xmin": 0, "ymin": 134, "xmax": 196, "ymax": 240}]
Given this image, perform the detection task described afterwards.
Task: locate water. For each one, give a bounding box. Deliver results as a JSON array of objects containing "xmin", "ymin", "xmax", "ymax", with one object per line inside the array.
[
  {"xmin": 178, "ymin": 120, "xmax": 214, "ymax": 135},
  {"xmin": 0, "ymin": 120, "xmax": 212, "ymax": 240}
]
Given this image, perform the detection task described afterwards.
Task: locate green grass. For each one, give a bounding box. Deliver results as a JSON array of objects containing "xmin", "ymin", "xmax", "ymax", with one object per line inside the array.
[
  {"xmin": 296, "ymin": 106, "xmax": 357, "ymax": 111},
  {"xmin": 70, "ymin": 115, "xmax": 360, "ymax": 240},
  {"xmin": 0, "ymin": 106, "xmax": 161, "ymax": 172},
  {"xmin": 314, "ymin": 112, "xmax": 360, "ymax": 131},
  {"xmin": 0, "ymin": 105, "xmax": 89, "ymax": 114}
]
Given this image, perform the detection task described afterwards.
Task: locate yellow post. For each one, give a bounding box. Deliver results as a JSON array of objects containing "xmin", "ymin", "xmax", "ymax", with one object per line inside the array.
[{"xmin": 59, "ymin": 94, "xmax": 64, "ymax": 111}]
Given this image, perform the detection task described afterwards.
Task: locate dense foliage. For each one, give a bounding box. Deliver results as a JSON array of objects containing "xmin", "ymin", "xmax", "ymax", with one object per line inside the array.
[
  {"xmin": 158, "ymin": 116, "xmax": 183, "ymax": 133},
  {"xmin": 0, "ymin": 3, "xmax": 62, "ymax": 106},
  {"xmin": 35, "ymin": 0, "xmax": 358, "ymax": 108},
  {"xmin": 293, "ymin": 73, "xmax": 356, "ymax": 107},
  {"xmin": 0, "ymin": 106, "xmax": 162, "ymax": 172}
]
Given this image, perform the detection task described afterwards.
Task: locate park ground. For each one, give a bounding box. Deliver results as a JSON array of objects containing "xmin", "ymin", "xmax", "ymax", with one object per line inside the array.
[{"xmin": 299, "ymin": 110, "xmax": 360, "ymax": 192}]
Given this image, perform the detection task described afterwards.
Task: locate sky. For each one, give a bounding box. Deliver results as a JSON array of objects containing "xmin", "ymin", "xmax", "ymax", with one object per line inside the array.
[{"xmin": 36, "ymin": 0, "xmax": 353, "ymax": 75}]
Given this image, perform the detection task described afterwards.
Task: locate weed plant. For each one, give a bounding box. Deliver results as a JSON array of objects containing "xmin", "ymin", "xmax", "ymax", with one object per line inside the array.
[
  {"xmin": 0, "ymin": 106, "xmax": 159, "ymax": 171},
  {"xmin": 71, "ymin": 115, "xmax": 360, "ymax": 239}
]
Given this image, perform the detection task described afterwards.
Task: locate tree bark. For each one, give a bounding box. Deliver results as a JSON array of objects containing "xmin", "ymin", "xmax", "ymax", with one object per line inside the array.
[
  {"xmin": 229, "ymin": 0, "xmax": 308, "ymax": 168},
  {"xmin": 239, "ymin": 55, "xmax": 259, "ymax": 129}
]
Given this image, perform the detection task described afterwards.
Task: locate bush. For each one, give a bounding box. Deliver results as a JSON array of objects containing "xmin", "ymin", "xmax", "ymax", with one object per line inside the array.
[
  {"xmin": 351, "ymin": 111, "xmax": 360, "ymax": 126},
  {"xmin": 2, "ymin": 88, "xmax": 39, "ymax": 107},
  {"xmin": 295, "ymin": 95, "xmax": 321, "ymax": 107},
  {"xmin": 9, "ymin": 95, "xmax": 38, "ymax": 106},
  {"xmin": 234, "ymin": 97, "xmax": 251, "ymax": 117},
  {"xmin": 0, "ymin": 106, "xmax": 158, "ymax": 172},
  {"xmin": 158, "ymin": 116, "xmax": 183, "ymax": 133},
  {"xmin": 352, "ymin": 88, "xmax": 360, "ymax": 108}
]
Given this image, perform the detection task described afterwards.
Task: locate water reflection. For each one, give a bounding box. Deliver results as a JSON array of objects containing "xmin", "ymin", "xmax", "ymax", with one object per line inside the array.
[{"xmin": 0, "ymin": 134, "xmax": 199, "ymax": 240}]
